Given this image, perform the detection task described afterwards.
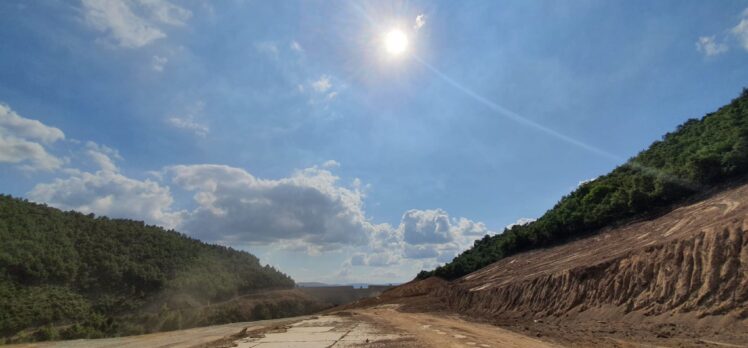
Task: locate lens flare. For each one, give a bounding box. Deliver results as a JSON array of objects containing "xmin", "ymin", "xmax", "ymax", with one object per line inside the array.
[{"xmin": 384, "ymin": 29, "xmax": 408, "ymax": 55}]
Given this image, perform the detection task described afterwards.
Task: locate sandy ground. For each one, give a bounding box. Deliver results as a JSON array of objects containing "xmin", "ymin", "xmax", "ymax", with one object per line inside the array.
[
  {"xmin": 229, "ymin": 305, "xmax": 556, "ymax": 348},
  {"xmin": 350, "ymin": 305, "xmax": 557, "ymax": 348}
]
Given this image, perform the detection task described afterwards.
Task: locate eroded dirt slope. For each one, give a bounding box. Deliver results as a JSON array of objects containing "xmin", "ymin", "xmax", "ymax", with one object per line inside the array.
[
  {"xmin": 365, "ymin": 182, "xmax": 748, "ymax": 346},
  {"xmin": 447, "ymin": 182, "xmax": 748, "ymax": 321}
]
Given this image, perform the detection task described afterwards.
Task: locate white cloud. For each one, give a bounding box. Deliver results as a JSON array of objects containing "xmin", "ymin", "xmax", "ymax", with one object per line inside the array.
[
  {"xmin": 137, "ymin": 0, "xmax": 191, "ymax": 26},
  {"xmin": 321, "ymin": 160, "xmax": 340, "ymax": 169},
  {"xmin": 506, "ymin": 217, "xmax": 535, "ymax": 229},
  {"xmin": 168, "ymin": 163, "xmax": 377, "ymax": 249},
  {"xmin": 0, "ymin": 104, "xmax": 64, "ymax": 171},
  {"xmin": 305, "ymin": 75, "xmax": 343, "ymax": 106},
  {"xmin": 0, "ymin": 100, "xmax": 493, "ymax": 277},
  {"xmin": 312, "ymin": 75, "xmax": 332, "ymax": 93},
  {"xmin": 81, "ymin": 0, "xmax": 191, "ymax": 48},
  {"xmin": 403, "ymin": 245, "xmax": 439, "ymax": 259},
  {"xmin": 152, "ymin": 55, "xmax": 168, "ymax": 71},
  {"xmin": 695, "ymin": 36, "xmax": 728, "ymax": 57},
  {"xmin": 0, "ymin": 104, "xmax": 64, "ymax": 143},
  {"xmin": 400, "ymin": 209, "xmax": 453, "ymax": 245},
  {"xmin": 396, "ymin": 209, "xmax": 492, "ymax": 262},
  {"xmin": 28, "ymin": 169, "xmax": 181, "ymax": 228},
  {"xmin": 85, "ymin": 141, "xmax": 122, "ymax": 172},
  {"xmin": 732, "ymin": 11, "xmax": 748, "ymax": 51},
  {"xmin": 696, "ymin": 9, "xmax": 748, "ymax": 56},
  {"xmin": 577, "ymin": 176, "xmax": 598, "ymax": 187},
  {"xmin": 168, "ymin": 116, "xmax": 209, "ymax": 137},
  {"xmin": 414, "ymin": 14, "xmax": 426, "ymax": 30},
  {"xmin": 0, "ymin": 136, "xmax": 64, "ymax": 171},
  {"xmin": 452, "ymin": 216, "xmax": 492, "ymax": 236},
  {"xmin": 303, "ymin": 75, "xmax": 342, "ymax": 106},
  {"xmin": 348, "ymin": 208, "xmax": 496, "ymax": 270}
]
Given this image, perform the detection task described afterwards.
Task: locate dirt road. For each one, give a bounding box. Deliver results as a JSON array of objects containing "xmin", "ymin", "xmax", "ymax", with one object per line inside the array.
[
  {"xmin": 351, "ymin": 305, "xmax": 557, "ymax": 348},
  {"xmin": 7, "ymin": 306, "xmax": 555, "ymax": 348},
  {"xmin": 230, "ymin": 305, "xmax": 556, "ymax": 347}
]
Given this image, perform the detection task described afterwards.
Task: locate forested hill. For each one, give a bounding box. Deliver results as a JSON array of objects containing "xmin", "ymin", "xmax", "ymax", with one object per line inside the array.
[
  {"xmin": 0, "ymin": 196, "xmax": 298, "ymax": 342},
  {"xmin": 420, "ymin": 88, "xmax": 748, "ymax": 280}
]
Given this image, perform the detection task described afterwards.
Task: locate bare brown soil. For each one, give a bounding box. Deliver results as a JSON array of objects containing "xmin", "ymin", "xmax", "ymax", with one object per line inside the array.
[
  {"xmin": 220, "ymin": 307, "xmax": 553, "ymax": 348},
  {"xmin": 353, "ymin": 305, "xmax": 557, "ymax": 348},
  {"xmin": 349, "ymin": 182, "xmax": 748, "ymax": 347}
]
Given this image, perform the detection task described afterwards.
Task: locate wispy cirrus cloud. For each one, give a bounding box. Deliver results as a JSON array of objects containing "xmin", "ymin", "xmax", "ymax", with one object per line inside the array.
[
  {"xmin": 81, "ymin": 0, "xmax": 191, "ymax": 48},
  {"xmin": 695, "ymin": 36, "xmax": 728, "ymax": 57},
  {"xmin": 167, "ymin": 101, "xmax": 209, "ymax": 137},
  {"xmin": 732, "ymin": 9, "xmax": 748, "ymax": 51}
]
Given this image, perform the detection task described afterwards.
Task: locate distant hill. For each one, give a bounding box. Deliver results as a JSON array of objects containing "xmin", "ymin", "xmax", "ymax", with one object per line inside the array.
[
  {"xmin": 0, "ymin": 197, "xmax": 322, "ymax": 343},
  {"xmin": 297, "ymin": 282, "xmax": 402, "ymax": 288},
  {"xmin": 420, "ymin": 88, "xmax": 748, "ymax": 280},
  {"xmin": 296, "ymin": 282, "xmax": 332, "ymax": 288}
]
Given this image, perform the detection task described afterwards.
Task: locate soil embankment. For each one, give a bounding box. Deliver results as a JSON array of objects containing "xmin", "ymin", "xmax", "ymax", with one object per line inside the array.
[{"xmin": 364, "ymin": 183, "xmax": 748, "ymax": 346}]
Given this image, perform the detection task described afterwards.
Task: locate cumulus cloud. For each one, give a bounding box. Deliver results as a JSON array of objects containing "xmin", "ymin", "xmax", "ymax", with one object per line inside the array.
[
  {"xmin": 168, "ymin": 164, "xmax": 376, "ymax": 249},
  {"xmin": 0, "ymin": 104, "xmax": 64, "ymax": 171},
  {"xmin": 0, "ymin": 137, "xmax": 64, "ymax": 171},
  {"xmin": 346, "ymin": 250, "xmax": 401, "ymax": 267},
  {"xmin": 85, "ymin": 141, "xmax": 122, "ymax": 172},
  {"xmin": 506, "ymin": 217, "xmax": 536, "ymax": 229},
  {"xmin": 1, "ymin": 99, "xmax": 494, "ymax": 276},
  {"xmin": 321, "ymin": 160, "xmax": 340, "ymax": 169},
  {"xmin": 695, "ymin": 36, "xmax": 728, "ymax": 57},
  {"xmin": 397, "ymin": 209, "xmax": 492, "ymax": 262},
  {"xmin": 696, "ymin": 9, "xmax": 748, "ymax": 56},
  {"xmin": 414, "ymin": 14, "xmax": 426, "ymax": 30},
  {"xmin": 403, "ymin": 244, "xmax": 439, "ymax": 259},
  {"xmin": 81, "ymin": 0, "xmax": 191, "ymax": 48},
  {"xmin": 400, "ymin": 209, "xmax": 453, "ymax": 245},
  {"xmin": 0, "ymin": 104, "xmax": 64, "ymax": 143},
  {"xmin": 28, "ymin": 169, "xmax": 181, "ymax": 228},
  {"xmin": 348, "ymin": 208, "xmax": 496, "ymax": 270}
]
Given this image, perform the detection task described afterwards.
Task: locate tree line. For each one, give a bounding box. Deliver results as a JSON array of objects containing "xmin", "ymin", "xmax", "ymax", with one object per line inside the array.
[
  {"xmin": 0, "ymin": 196, "xmax": 303, "ymax": 343},
  {"xmin": 419, "ymin": 88, "xmax": 748, "ymax": 280}
]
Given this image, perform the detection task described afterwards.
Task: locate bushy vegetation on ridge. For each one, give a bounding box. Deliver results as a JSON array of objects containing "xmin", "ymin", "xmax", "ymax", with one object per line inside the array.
[
  {"xmin": 0, "ymin": 197, "xmax": 315, "ymax": 343},
  {"xmin": 419, "ymin": 89, "xmax": 748, "ymax": 280}
]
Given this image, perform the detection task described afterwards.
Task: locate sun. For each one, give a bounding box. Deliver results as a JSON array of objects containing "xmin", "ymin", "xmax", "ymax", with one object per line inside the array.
[{"xmin": 384, "ymin": 29, "xmax": 408, "ymax": 56}]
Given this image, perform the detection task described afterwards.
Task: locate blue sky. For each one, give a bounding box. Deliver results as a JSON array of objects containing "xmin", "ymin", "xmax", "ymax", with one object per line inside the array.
[{"xmin": 1, "ymin": 0, "xmax": 747, "ymax": 283}]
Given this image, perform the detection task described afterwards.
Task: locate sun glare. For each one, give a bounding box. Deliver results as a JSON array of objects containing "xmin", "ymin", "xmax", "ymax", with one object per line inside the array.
[{"xmin": 384, "ymin": 29, "xmax": 408, "ymax": 56}]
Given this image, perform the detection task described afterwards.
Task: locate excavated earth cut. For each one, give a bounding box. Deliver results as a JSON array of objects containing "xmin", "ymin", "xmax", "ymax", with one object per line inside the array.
[{"xmin": 437, "ymin": 183, "xmax": 748, "ymax": 323}]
